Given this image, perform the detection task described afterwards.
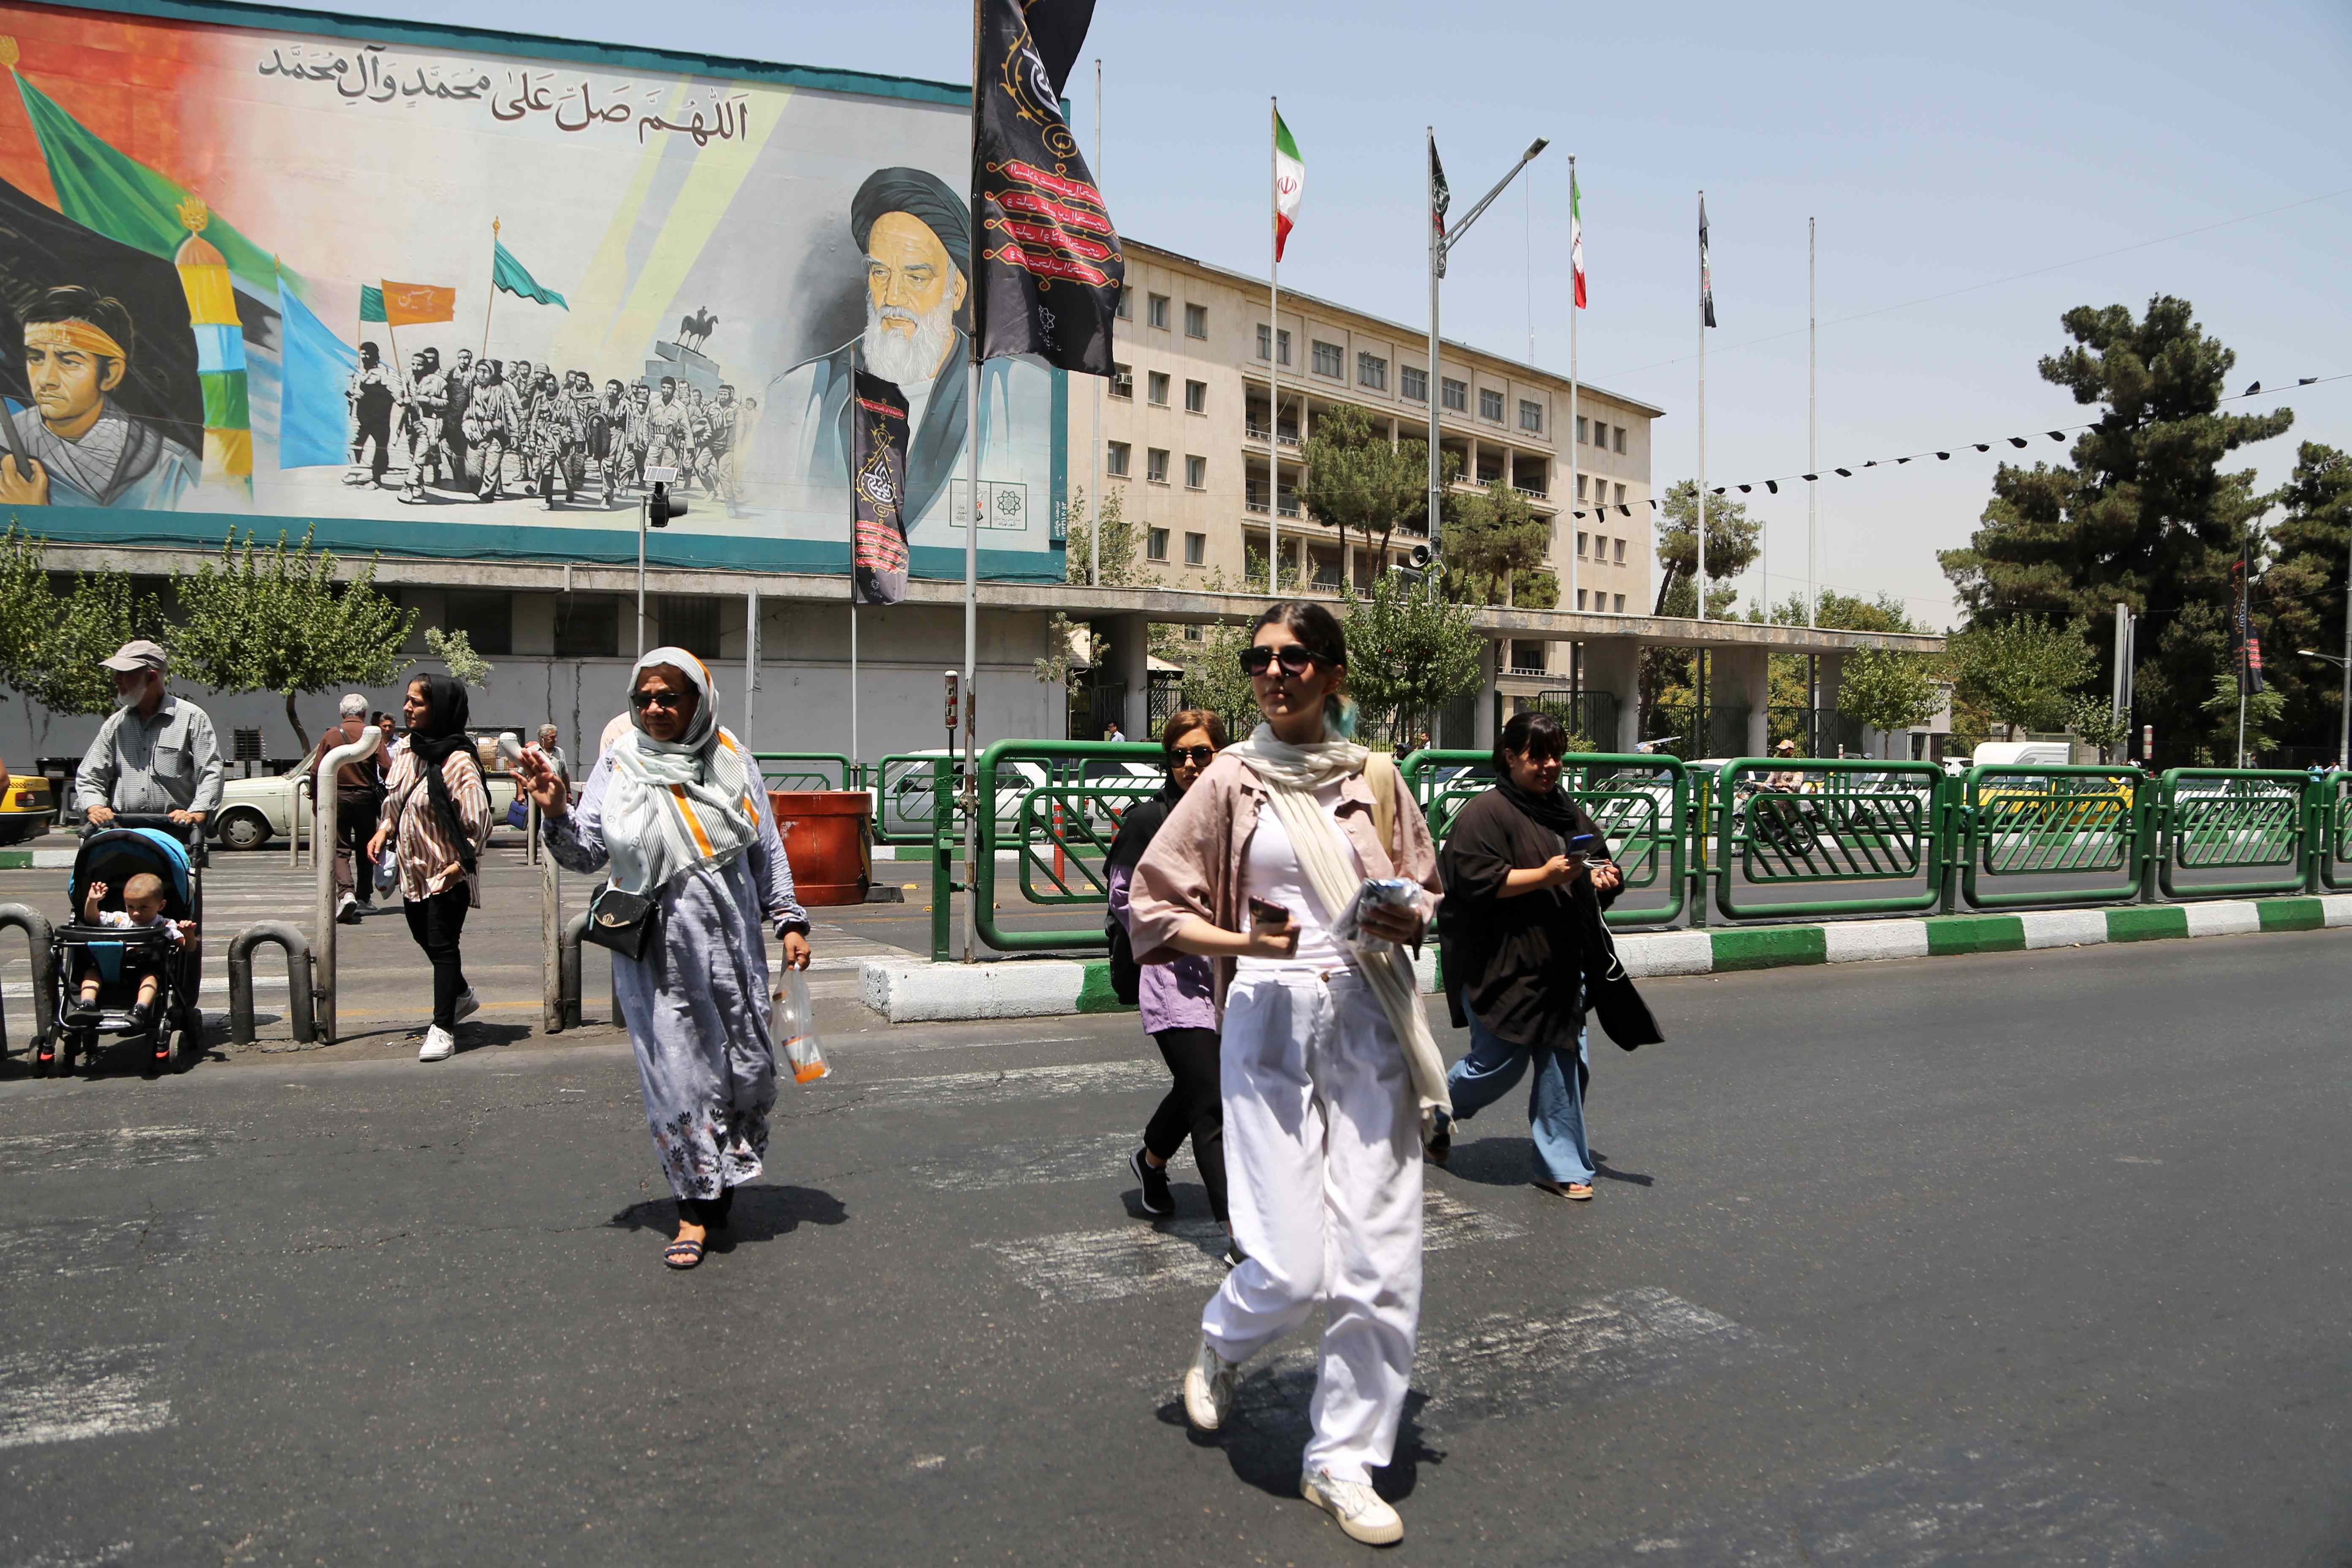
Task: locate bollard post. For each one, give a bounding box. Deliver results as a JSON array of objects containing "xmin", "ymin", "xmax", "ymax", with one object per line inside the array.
[
  {"xmin": 227, "ymin": 921, "xmax": 316, "ymax": 1045},
  {"xmin": 557, "ymin": 909, "xmax": 587, "ymax": 1030},
  {"xmin": 0, "ymin": 903, "xmax": 58, "ymax": 1060},
  {"xmin": 314, "ymin": 726, "xmax": 384, "ymax": 1044},
  {"xmin": 288, "ymin": 775, "xmax": 309, "ymax": 871},
  {"xmin": 930, "ymin": 756, "xmax": 953, "ymax": 962}
]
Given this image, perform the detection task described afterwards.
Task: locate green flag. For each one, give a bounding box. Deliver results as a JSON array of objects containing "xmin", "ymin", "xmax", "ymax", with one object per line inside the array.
[
  {"xmin": 11, "ymin": 65, "xmax": 289, "ymax": 295},
  {"xmin": 492, "ymin": 239, "xmax": 568, "ymax": 310},
  {"xmin": 358, "ymin": 285, "xmax": 386, "ymax": 323}
]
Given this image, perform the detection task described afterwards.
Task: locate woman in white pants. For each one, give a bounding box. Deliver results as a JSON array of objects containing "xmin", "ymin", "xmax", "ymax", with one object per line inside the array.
[{"xmin": 1128, "ymin": 599, "xmax": 1448, "ymax": 1546}]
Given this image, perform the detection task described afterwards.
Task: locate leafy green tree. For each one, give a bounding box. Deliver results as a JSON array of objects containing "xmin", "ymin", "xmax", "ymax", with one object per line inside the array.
[
  {"xmin": 1154, "ymin": 620, "xmax": 1263, "ymax": 740},
  {"xmin": 2198, "ymin": 670, "xmax": 2287, "ymax": 765},
  {"xmin": 2260, "ymin": 442, "xmax": 2349, "ymax": 756},
  {"xmin": 0, "ymin": 526, "xmax": 155, "ymax": 752},
  {"xmin": 2065, "ymin": 694, "xmax": 2132, "ymax": 762},
  {"xmin": 426, "ymin": 627, "xmax": 492, "ymax": 689},
  {"xmin": 1651, "ymin": 478, "xmax": 1760, "ymax": 615},
  {"xmin": 1060, "ymin": 485, "xmax": 1157, "ymax": 587},
  {"xmin": 168, "ymin": 529, "xmax": 415, "ymax": 755},
  {"xmin": 1949, "ymin": 615, "xmax": 2097, "ymax": 736},
  {"xmin": 1298, "ymin": 404, "xmax": 1445, "ymax": 567},
  {"xmin": 1838, "ymin": 647, "xmax": 1942, "ymax": 757},
  {"xmin": 1442, "ymin": 480, "xmax": 1548, "ymax": 606},
  {"xmin": 1340, "ymin": 572, "xmax": 1482, "ymax": 747},
  {"xmin": 1939, "ymin": 296, "xmax": 2292, "ymax": 764}
]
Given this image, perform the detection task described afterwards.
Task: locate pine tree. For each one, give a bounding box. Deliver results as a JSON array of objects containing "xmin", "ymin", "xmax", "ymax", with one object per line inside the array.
[
  {"xmin": 2261, "ymin": 443, "xmax": 2349, "ymax": 758},
  {"xmin": 1939, "ymin": 296, "xmax": 2292, "ymax": 764}
]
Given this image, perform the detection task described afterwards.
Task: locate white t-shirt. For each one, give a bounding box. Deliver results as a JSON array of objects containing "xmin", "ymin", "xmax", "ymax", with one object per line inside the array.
[
  {"xmin": 1236, "ymin": 781, "xmax": 1364, "ymax": 974},
  {"xmin": 98, "ymin": 910, "xmax": 183, "ymax": 945}
]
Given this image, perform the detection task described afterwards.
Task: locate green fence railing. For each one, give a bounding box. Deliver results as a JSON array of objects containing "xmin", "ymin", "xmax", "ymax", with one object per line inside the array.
[
  {"xmin": 1961, "ymin": 764, "xmax": 2149, "ymax": 909},
  {"xmin": 970, "ymin": 739, "xmax": 1162, "ymax": 953},
  {"xmin": 2158, "ymin": 768, "xmax": 2311, "ymax": 899},
  {"xmin": 2317, "ymin": 771, "xmax": 2352, "ymax": 894},
  {"xmin": 752, "ymin": 752, "xmax": 858, "ymax": 794},
  {"xmin": 1709, "ymin": 758, "xmax": 1947, "ymax": 921}
]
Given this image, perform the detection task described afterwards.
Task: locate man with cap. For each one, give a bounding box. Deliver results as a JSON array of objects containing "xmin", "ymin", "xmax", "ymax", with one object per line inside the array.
[
  {"xmin": 310, "ymin": 693, "xmax": 386, "ymax": 922},
  {"xmin": 74, "ymin": 641, "xmax": 223, "ymax": 832},
  {"xmin": 751, "ymin": 165, "xmax": 1054, "ymax": 557}
]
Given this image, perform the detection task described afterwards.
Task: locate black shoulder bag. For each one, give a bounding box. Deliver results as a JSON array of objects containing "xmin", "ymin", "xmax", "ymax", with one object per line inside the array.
[{"xmin": 584, "ymin": 884, "xmax": 659, "ymax": 962}]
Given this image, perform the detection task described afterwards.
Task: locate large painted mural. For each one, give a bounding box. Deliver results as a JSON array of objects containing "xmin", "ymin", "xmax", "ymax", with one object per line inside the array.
[{"xmin": 0, "ymin": 1, "xmax": 1067, "ymax": 579}]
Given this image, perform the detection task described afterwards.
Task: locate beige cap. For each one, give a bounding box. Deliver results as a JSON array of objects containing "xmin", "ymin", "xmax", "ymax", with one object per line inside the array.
[{"xmin": 101, "ymin": 639, "xmax": 166, "ymax": 674}]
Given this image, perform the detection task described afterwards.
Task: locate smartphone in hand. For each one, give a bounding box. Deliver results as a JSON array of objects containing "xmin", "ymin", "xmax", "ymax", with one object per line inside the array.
[{"xmin": 1248, "ymin": 897, "xmax": 1292, "ymax": 934}]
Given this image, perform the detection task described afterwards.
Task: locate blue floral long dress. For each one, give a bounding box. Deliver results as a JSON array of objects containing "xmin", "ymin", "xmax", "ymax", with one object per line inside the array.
[{"xmin": 544, "ymin": 753, "xmax": 810, "ymax": 1201}]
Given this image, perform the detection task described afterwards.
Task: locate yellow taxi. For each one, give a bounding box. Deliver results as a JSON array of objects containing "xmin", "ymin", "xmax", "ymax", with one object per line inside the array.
[{"xmin": 0, "ymin": 770, "xmax": 54, "ymax": 844}]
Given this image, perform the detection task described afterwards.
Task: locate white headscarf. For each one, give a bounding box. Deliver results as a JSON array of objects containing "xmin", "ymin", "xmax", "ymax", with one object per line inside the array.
[
  {"xmin": 600, "ymin": 648, "xmax": 763, "ymax": 896},
  {"xmin": 1226, "ymin": 723, "xmax": 1451, "ymax": 1125}
]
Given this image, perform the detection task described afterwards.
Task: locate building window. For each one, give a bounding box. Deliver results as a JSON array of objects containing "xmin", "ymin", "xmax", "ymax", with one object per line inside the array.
[
  {"xmin": 1614, "ymin": 483, "xmax": 1627, "ymax": 505},
  {"xmin": 1184, "ymin": 531, "xmax": 1206, "ymax": 565},
  {"xmin": 1575, "ymin": 476, "xmax": 1588, "ymax": 502},
  {"xmin": 1184, "ymin": 302, "xmax": 1208, "ymax": 339},
  {"xmin": 1146, "ymin": 448, "xmax": 1169, "ymax": 484},
  {"xmin": 1614, "ymin": 424, "xmax": 1627, "ymax": 454},
  {"xmin": 1109, "ymin": 363, "xmax": 1133, "ymax": 399},
  {"xmin": 1105, "ymin": 440, "xmax": 1131, "ymax": 477},
  {"xmin": 1613, "ymin": 594, "xmax": 1625, "ymax": 612},
  {"xmin": 1182, "ymin": 622, "xmax": 1203, "ymax": 642},
  {"xmin": 1478, "ymin": 387, "xmax": 1504, "ymax": 422},
  {"xmin": 1577, "ymin": 416, "xmax": 1589, "ymax": 445},
  {"xmin": 1184, "ymin": 379, "xmax": 1207, "ymax": 415},
  {"xmin": 1147, "ymin": 371, "xmax": 1170, "ymax": 406},
  {"xmin": 552, "ymin": 595, "xmax": 619, "ymax": 659},
  {"xmin": 1115, "ymin": 289, "xmax": 1132, "ymax": 320},
  {"xmin": 1311, "ymin": 340, "xmax": 1343, "ymax": 378},
  {"xmin": 444, "ymin": 590, "xmax": 514, "ymax": 657},
  {"xmin": 657, "ymin": 595, "xmax": 723, "ymax": 660},
  {"xmin": 1576, "ymin": 531, "xmax": 1589, "ymax": 557},
  {"xmin": 1613, "ymin": 537, "xmax": 1626, "ymax": 564},
  {"xmin": 1356, "ymin": 351, "xmax": 1387, "ymax": 391},
  {"xmin": 1184, "ymin": 454, "xmax": 1206, "ymax": 489},
  {"xmin": 1256, "ymin": 324, "xmax": 1293, "ymax": 365},
  {"xmin": 1401, "ymin": 365, "xmax": 1428, "ymax": 402},
  {"xmin": 1148, "ymin": 293, "xmax": 1170, "ymax": 329},
  {"xmin": 1519, "ymin": 398, "xmax": 1543, "ymax": 434},
  {"xmin": 1146, "ymin": 527, "xmax": 1169, "ymax": 561},
  {"xmin": 1442, "ymin": 377, "xmax": 1468, "ymax": 412},
  {"xmin": 1577, "ymin": 589, "xmax": 1588, "ymax": 611}
]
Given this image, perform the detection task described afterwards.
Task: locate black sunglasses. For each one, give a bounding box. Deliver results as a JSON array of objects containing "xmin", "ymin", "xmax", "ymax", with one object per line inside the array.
[
  {"xmin": 1237, "ymin": 644, "xmax": 1320, "ymax": 678},
  {"xmin": 630, "ymin": 689, "xmax": 687, "ymax": 712},
  {"xmin": 1167, "ymin": 745, "xmax": 1216, "ymax": 767}
]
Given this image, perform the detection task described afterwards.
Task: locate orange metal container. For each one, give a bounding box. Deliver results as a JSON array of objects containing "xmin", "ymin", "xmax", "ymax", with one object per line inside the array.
[{"xmin": 768, "ymin": 789, "xmax": 871, "ymax": 905}]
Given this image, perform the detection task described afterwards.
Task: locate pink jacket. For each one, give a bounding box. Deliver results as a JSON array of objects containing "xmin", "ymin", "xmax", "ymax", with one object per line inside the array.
[{"xmin": 1127, "ymin": 751, "xmax": 1443, "ymax": 1011}]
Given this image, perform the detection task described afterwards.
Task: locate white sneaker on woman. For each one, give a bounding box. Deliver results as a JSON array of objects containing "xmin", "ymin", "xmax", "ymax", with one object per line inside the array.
[
  {"xmin": 454, "ymin": 988, "xmax": 481, "ymax": 1023},
  {"xmin": 418, "ymin": 1025, "xmax": 456, "ymax": 1062},
  {"xmin": 1182, "ymin": 1336, "xmax": 1237, "ymax": 1431},
  {"xmin": 1301, "ymin": 1469, "xmax": 1404, "ymax": 1546}
]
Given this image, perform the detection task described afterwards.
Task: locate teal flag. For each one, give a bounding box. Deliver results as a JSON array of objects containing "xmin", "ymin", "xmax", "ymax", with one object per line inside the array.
[
  {"xmin": 358, "ymin": 285, "xmax": 386, "ymax": 323},
  {"xmin": 492, "ymin": 239, "xmax": 568, "ymax": 310}
]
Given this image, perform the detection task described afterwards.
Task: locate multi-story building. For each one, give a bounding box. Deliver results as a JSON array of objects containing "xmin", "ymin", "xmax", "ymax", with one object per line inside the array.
[{"xmin": 1094, "ymin": 240, "xmax": 1665, "ymax": 693}]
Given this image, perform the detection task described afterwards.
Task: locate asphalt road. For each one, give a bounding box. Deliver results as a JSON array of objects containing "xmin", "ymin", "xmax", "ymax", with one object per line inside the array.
[{"xmin": 2, "ymin": 923, "xmax": 2346, "ymax": 1565}]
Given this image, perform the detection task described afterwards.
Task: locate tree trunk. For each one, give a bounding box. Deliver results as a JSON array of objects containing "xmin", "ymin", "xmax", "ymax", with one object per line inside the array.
[{"xmin": 284, "ymin": 690, "xmax": 311, "ymax": 759}]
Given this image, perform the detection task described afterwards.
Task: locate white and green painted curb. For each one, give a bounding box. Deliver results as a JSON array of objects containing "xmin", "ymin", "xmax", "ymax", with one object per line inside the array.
[{"xmin": 858, "ymin": 894, "xmax": 2352, "ymax": 1023}]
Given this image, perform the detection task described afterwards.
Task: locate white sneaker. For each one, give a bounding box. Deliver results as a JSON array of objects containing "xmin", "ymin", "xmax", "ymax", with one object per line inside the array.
[
  {"xmin": 417, "ymin": 1025, "xmax": 456, "ymax": 1062},
  {"xmin": 335, "ymin": 894, "xmax": 361, "ymax": 924},
  {"xmin": 1182, "ymin": 1336, "xmax": 1237, "ymax": 1432},
  {"xmin": 453, "ymin": 988, "xmax": 481, "ymax": 1023},
  {"xmin": 1301, "ymin": 1468, "xmax": 1404, "ymax": 1546}
]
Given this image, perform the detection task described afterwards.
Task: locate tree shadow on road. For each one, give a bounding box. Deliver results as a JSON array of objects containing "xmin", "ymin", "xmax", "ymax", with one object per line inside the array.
[{"xmin": 604, "ymin": 1185, "xmax": 848, "ymax": 1252}]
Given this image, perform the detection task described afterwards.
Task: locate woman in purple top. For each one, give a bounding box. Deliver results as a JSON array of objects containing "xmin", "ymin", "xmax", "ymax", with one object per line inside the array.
[{"xmin": 1106, "ymin": 709, "xmax": 1233, "ymax": 1258}]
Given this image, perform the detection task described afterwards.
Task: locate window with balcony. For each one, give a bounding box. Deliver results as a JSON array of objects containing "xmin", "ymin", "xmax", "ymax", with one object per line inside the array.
[
  {"xmin": 1109, "ymin": 362, "xmax": 1132, "ymax": 399},
  {"xmin": 1478, "ymin": 387, "xmax": 1504, "ymax": 422},
  {"xmin": 1519, "ymin": 398, "xmax": 1543, "ymax": 434},
  {"xmin": 1147, "ymin": 527, "xmax": 1169, "ymax": 561},
  {"xmin": 1148, "ymin": 293, "xmax": 1170, "ymax": 329},
  {"xmin": 1105, "ymin": 440, "xmax": 1130, "ymax": 477},
  {"xmin": 1509, "ymin": 640, "xmax": 1547, "ymax": 675},
  {"xmin": 1401, "ymin": 365, "xmax": 1428, "ymax": 402},
  {"xmin": 1312, "ymin": 340, "xmax": 1343, "ymax": 378},
  {"xmin": 1184, "ymin": 379, "xmax": 1206, "ymax": 414},
  {"xmin": 1255, "ymin": 324, "xmax": 1293, "ymax": 365},
  {"xmin": 1184, "ymin": 531, "xmax": 1206, "ymax": 565},
  {"xmin": 1442, "ymin": 377, "xmax": 1468, "ymax": 412},
  {"xmin": 1184, "ymin": 454, "xmax": 1206, "ymax": 490},
  {"xmin": 1357, "ymin": 352, "xmax": 1387, "ymax": 391},
  {"xmin": 1184, "ymin": 303, "xmax": 1208, "ymax": 339},
  {"xmin": 1146, "ymin": 447, "xmax": 1169, "ymax": 484},
  {"xmin": 1147, "ymin": 371, "xmax": 1170, "ymax": 406}
]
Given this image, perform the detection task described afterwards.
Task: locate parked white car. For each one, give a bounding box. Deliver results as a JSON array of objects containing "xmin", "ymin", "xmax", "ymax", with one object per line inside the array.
[{"xmin": 210, "ymin": 768, "xmax": 520, "ymax": 851}]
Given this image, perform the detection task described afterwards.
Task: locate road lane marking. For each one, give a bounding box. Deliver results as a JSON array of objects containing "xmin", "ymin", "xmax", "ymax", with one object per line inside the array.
[
  {"xmin": 0, "ymin": 1346, "xmax": 171, "ymax": 1450},
  {"xmin": 0, "ymin": 1127, "xmax": 222, "ymax": 1175},
  {"xmin": 847, "ymin": 1058, "xmax": 1167, "ymax": 1109},
  {"xmin": 910, "ymin": 1131, "xmax": 1190, "ymax": 1190}
]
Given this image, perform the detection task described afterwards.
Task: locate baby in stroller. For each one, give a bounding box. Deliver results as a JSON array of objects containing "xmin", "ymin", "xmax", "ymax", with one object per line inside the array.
[{"xmin": 67, "ymin": 871, "xmax": 192, "ymax": 1028}]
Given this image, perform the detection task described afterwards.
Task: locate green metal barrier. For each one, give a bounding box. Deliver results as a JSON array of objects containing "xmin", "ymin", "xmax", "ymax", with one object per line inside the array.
[
  {"xmin": 1713, "ymin": 758, "xmax": 1946, "ymax": 921},
  {"xmin": 875, "ymin": 752, "xmax": 958, "ymax": 846},
  {"xmin": 1016, "ymin": 772, "xmax": 1163, "ymax": 903},
  {"xmin": 2318, "ymin": 771, "xmax": 2352, "ymax": 893},
  {"xmin": 2157, "ymin": 768, "xmax": 2311, "ymax": 899},
  {"xmin": 1961, "ymin": 764, "xmax": 2147, "ymax": 908},
  {"xmin": 1399, "ymin": 748, "xmax": 1689, "ymax": 926},
  {"xmin": 752, "ymin": 752, "xmax": 856, "ymax": 793},
  {"xmin": 971, "ymin": 740, "xmax": 1163, "ymax": 953}
]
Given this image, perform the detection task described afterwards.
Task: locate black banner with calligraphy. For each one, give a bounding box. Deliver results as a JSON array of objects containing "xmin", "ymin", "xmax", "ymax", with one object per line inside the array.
[
  {"xmin": 972, "ymin": 0, "xmax": 1122, "ymax": 377},
  {"xmin": 850, "ymin": 368, "xmax": 913, "ymax": 605}
]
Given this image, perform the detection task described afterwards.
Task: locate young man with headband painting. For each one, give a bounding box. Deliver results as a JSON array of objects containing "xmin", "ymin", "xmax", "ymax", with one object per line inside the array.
[{"xmin": 0, "ymin": 285, "xmax": 199, "ymax": 511}]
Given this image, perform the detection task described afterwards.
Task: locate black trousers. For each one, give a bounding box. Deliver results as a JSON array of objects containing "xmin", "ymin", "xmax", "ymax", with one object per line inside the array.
[
  {"xmin": 1143, "ymin": 1026, "xmax": 1228, "ymax": 1223},
  {"xmin": 353, "ymin": 402, "xmax": 393, "ymax": 481},
  {"xmin": 401, "ymin": 885, "xmax": 471, "ymax": 1030},
  {"xmin": 333, "ymin": 790, "xmax": 379, "ymax": 904}
]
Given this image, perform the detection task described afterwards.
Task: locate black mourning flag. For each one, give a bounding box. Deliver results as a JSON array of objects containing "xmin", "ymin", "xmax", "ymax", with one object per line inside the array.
[
  {"xmin": 1430, "ymin": 140, "xmax": 1451, "ymax": 277},
  {"xmin": 850, "ymin": 369, "xmax": 913, "ymax": 605},
  {"xmin": 973, "ymin": 0, "xmax": 1124, "ymax": 375}
]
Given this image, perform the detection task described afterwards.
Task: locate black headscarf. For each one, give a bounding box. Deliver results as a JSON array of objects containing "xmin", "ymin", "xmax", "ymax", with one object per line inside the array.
[
  {"xmin": 405, "ymin": 675, "xmax": 481, "ymax": 875},
  {"xmin": 1495, "ymin": 774, "xmax": 1586, "ymax": 838}
]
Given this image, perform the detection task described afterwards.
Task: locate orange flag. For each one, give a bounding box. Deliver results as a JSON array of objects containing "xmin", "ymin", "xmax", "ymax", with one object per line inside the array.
[{"xmin": 381, "ymin": 281, "xmax": 456, "ymax": 327}]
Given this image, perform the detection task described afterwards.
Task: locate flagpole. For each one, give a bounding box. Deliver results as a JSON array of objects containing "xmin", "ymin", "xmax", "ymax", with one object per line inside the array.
[
  {"xmin": 963, "ymin": 0, "xmax": 983, "ymax": 965},
  {"xmin": 2238, "ymin": 528, "xmax": 2251, "ymax": 767},
  {"xmin": 1696, "ymin": 190, "xmax": 1707, "ymax": 625},
  {"xmin": 1807, "ymin": 215, "xmax": 1818, "ymax": 630},
  {"xmin": 1089, "ymin": 58, "xmax": 1103, "ymax": 588},
  {"xmin": 480, "ymin": 218, "xmax": 498, "ymax": 358},
  {"xmin": 1268, "ymin": 96, "xmax": 1281, "ymax": 597},
  {"xmin": 1425, "ymin": 127, "xmax": 1442, "ymax": 598},
  {"xmin": 1567, "ymin": 155, "xmax": 1579, "ymax": 626},
  {"xmin": 850, "ymin": 602, "xmax": 858, "ymax": 765}
]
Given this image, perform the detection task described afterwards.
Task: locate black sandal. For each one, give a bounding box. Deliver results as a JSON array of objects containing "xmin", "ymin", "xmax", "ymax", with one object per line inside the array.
[{"xmin": 662, "ymin": 1237, "xmax": 705, "ymax": 1270}]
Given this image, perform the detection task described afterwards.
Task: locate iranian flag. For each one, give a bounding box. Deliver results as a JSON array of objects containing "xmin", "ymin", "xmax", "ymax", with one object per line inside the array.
[
  {"xmin": 1570, "ymin": 170, "xmax": 1587, "ymax": 308},
  {"xmin": 1274, "ymin": 109, "xmax": 1305, "ymax": 261}
]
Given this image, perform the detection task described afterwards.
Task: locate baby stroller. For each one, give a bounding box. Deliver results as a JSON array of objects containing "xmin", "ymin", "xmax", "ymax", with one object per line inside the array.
[{"xmin": 40, "ymin": 817, "xmax": 206, "ymax": 1077}]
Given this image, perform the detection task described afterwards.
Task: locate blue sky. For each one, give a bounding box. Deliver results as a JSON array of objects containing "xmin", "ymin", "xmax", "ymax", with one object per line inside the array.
[{"xmin": 418, "ymin": 0, "xmax": 2351, "ymax": 627}]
